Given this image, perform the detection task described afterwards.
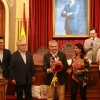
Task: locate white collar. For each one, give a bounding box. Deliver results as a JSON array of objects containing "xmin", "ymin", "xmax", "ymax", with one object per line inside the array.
[
  {"xmin": 90, "ymin": 37, "xmax": 97, "ymax": 40},
  {"xmin": 50, "ymin": 51, "xmax": 58, "ymax": 55}
]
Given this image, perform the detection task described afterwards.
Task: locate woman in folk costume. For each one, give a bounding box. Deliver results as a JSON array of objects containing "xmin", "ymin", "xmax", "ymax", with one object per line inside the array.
[{"xmin": 67, "ymin": 43, "xmax": 90, "ymax": 100}]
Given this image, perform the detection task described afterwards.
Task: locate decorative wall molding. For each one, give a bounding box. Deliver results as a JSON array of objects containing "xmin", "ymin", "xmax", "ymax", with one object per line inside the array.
[{"xmin": 6, "ymin": 0, "xmax": 14, "ymax": 7}]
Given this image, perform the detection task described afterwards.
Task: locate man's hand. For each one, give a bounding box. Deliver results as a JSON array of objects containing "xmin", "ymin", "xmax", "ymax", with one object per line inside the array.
[
  {"xmin": 67, "ymin": 12, "xmax": 73, "ymax": 16},
  {"xmin": 47, "ymin": 68, "xmax": 53, "ymax": 73},
  {"xmin": 11, "ymin": 80, "xmax": 16, "ymax": 84},
  {"xmin": 32, "ymin": 77, "xmax": 35, "ymax": 82},
  {"xmin": 90, "ymin": 40, "xmax": 93, "ymax": 46}
]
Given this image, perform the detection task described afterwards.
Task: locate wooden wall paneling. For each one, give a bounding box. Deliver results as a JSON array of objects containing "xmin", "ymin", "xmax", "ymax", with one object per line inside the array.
[
  {"xmin": 0, "ymin": 79, "xmax": 7, "ymax": 100},
  {"xmin": 33, "ymin": 65, "xmax": 46, "ymax": 85},
  {"xmin": 0, "ymin": 1, "xmax": 5, "ymax": 38},
  {"xmin": 33, "ymin": 64, "xmax": 100, "ymax": 98}
]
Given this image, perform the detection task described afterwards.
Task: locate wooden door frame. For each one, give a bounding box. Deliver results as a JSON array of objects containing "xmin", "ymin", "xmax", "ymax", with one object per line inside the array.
[{"xmin": 1, "ymin": 0, "xmax": 9, "ymax": 49}]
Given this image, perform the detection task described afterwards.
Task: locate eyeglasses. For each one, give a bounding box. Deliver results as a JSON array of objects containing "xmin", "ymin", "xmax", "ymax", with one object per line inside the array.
[{"xmin": 20, "ymin": 44, "xmax": 27, "ymax": 46}]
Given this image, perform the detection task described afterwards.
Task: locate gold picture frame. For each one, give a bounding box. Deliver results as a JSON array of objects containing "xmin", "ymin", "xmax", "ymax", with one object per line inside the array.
[{"xmin": 53, "ymin": 0, "xmax": 90, "ymax": 38}]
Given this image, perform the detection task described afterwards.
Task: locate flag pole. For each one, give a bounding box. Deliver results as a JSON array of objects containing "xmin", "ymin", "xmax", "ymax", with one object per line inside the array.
[{"xmin": 20, "ymin": 3, "xmax": 26, "ymax": 42}]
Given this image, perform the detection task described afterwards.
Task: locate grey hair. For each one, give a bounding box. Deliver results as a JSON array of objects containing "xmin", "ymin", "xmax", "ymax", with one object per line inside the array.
[
  {"xmin": 49, "ymin": 40, "xmax": 58, "ymax": 46},
  {"xmin": 16, "ymin": 39, "xmax": 26, "ymax": 46}
]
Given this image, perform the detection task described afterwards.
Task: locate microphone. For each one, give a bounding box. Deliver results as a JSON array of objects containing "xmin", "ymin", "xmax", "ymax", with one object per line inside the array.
[{"xmin": 93, "ymin": 37, "xmax": 95, "ymax": 40}]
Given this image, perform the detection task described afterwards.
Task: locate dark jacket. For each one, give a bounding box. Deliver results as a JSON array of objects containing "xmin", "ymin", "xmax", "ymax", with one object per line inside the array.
[
  {"xmin": 9, "ymin": 50, "xmax": 35, "ymax": 84},
  {"xmin": 0, "ymin": 49, "xmax": 11, "ymax": 79},
  {"xmin": 43, "ymin": 51, "xmax": 68, "ymax": 85}
]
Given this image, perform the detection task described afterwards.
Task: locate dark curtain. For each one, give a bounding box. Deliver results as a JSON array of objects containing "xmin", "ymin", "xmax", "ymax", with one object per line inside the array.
[{"xmin": 28, "ymin": 0, "xmax": 100, "ymax": 54}]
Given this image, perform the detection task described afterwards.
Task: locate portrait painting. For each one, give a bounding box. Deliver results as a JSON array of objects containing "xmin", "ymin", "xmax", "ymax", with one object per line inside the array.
[{"xmin": 52, "ymin": 0, "xmax": 90, "ymax": 38}]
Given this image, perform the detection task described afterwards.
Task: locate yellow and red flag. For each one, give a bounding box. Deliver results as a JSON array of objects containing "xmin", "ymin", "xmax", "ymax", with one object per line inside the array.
[{"xmin": 20, "ymin": 4, "xmax": 26, "ymax": 42}]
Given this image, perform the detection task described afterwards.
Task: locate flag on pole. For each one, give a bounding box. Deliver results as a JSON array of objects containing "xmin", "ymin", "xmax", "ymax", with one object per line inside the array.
[{"xmin": 20, "ymin": 3, "xmax": 26, "ymax": 42}]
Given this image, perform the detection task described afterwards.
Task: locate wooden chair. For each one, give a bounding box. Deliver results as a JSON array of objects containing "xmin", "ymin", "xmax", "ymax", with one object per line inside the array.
[
  {"xmin": 60, "ymin": 42, "xmax": 75, "ymax": 60},
  {"xmin": 33, "ymin": 46, "xmax": 49, "ymax": 65}
]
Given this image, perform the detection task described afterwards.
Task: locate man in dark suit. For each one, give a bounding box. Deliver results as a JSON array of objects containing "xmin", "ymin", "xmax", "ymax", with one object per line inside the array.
[
  {"xmin": 0, "ymin": 36, "xmax": 11, "ymax": 98},
  {"xmin": 61, "ymin": 0, "xmax": 80, "ymax": 35},
  {"xmin": 9, "ymin": 39, "xmax": 35, "ymax": 100},
  {"xmin": 0, "ymin": 36, "xmax": 11, "ymax": 79},
  {"xmin": 43, "ymin": 40, "xmax": 68, "ymax": 100}
]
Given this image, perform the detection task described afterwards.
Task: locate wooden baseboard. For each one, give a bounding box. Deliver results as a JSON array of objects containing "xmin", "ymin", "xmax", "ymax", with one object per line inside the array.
[{"xmin": 6, "ymin": 95, "xmax": 100, "ymax": 100}]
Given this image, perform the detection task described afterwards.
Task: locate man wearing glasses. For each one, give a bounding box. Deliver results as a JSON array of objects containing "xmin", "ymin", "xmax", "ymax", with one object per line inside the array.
[{"xmin": 9, "ymin": 39, "xmax": 35, "ymax": 100}]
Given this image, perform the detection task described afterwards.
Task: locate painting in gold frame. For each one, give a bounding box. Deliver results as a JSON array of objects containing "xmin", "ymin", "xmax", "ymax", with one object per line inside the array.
[{"xmin": 53, "ymin": 0, "xmax": 90, "ymax": 38}]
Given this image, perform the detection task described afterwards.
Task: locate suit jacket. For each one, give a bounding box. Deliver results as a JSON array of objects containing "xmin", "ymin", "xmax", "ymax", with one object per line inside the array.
[
  {"xmin": 43, "ymin": 51, "xmax": 68, "ymax": 85},
  {"xmin": 9, "ymin": 50, "xmax": 35, "ymax": 84},
  {"xmin": 0, "ymin": 49, "xmax": 11, "ymax": 79},
  {"xmin": 84, "ymin": 37, "xmax": 100, "ymax": 63},
  {"xmin": 61, "ymin": 3, "xmax": 80, "ymax": 30}
]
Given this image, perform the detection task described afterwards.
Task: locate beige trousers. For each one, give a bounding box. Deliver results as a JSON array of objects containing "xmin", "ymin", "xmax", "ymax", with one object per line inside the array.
[{"xmin": 47, "ymin": 81, "xmax": 65, "ymax": 100}]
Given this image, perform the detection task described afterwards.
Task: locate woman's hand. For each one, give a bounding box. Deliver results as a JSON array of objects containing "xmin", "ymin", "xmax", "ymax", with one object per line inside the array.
[
  {"xmin": 67, "ymin": 69, "xmax": 72, "ymax": 74},
  {"xmin": 75, "ymin": 69, "xmax": 85, "ymax": 74}
]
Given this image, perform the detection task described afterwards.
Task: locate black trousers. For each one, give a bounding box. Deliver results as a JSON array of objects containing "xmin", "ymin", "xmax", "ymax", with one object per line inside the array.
[
  {"xmin": 15, "ymin": 84, "xmax": 32, "ymax": 100},
  {"xmin": 71, "ymin": 79, "xmax": 87, "ymax": 100}
]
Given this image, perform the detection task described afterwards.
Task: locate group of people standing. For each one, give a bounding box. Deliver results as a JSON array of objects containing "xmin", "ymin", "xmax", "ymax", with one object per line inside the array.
[
  {"xmin": 1, "ymin": 28, "xmax": 100, "ymax": 100},
  {"xmin": 43, "ymin": 40, "xmax": 89, "ymax": 100},
  {"xmin": 0, "ymin": 37, "xmax": 35, "ymax": 100},
  {"xmin": 43, "ymin": 28, "xmax": 100, "ymax": 100}
]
